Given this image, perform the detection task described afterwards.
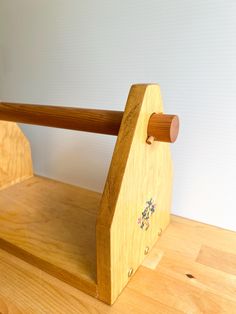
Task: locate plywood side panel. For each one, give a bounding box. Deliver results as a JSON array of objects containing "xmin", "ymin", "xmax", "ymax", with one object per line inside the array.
[
  {"xmin": 0, "ymin": 176, "xmax": 99, "ymax": 297},
  {"xmin": 0, "ymin": 121, "xmax": 33, "ymax": 189},
  {"xmin": 97, "ymin": 84, "xmax": 173, "ymax": 304}
]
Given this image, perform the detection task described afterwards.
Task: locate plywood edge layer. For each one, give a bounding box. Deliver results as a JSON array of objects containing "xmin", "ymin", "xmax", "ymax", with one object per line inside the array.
[
  {"xmin": 0, "ymin": 237, "xmax": 98, "ymax": 297},
  {"xmin": 0, "ymin": 176, "xmax": 100, "ymax": 299}
]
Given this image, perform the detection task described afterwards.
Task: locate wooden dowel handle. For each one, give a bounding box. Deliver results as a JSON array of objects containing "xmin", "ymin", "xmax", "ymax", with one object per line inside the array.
[
  {"xmin": 0, "ymin": 103, "xmax": 179, "ymax": 143},
  {"xmin": 0, "ymin": 103, "xmax": 123, "ymax": 136},
  {"xmin": 147, "ymin": 113, "xmax": 179, "ymax": 143}
]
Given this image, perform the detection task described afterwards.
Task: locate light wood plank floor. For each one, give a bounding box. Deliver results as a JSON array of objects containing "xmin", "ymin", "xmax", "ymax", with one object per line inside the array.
[{"xmin": 0, "ymin": 215, "xmax": 236, "ymax": 313}]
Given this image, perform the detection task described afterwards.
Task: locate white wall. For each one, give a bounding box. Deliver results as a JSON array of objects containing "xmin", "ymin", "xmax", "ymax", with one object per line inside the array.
[{"xmin": 1, "ymin": 0, "xmax": 236, "ymax": 231}]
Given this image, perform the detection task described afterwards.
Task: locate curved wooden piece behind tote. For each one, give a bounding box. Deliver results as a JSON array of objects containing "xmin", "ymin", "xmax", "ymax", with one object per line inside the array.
[{"xmin": 0, "ymin": 121, "xmax": 33, "ymax": 190}]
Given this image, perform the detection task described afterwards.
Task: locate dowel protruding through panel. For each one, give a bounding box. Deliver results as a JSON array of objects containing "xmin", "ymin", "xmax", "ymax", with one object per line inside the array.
[{"xmin": 148, "ymin": 113, "xmax": 179, "ymax": 143}]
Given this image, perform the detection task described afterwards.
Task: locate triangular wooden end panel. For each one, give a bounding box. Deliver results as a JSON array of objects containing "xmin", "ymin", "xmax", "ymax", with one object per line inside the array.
[{"xmin": 97, "ymin": 84, "xmax": 173, "ymax": 304}]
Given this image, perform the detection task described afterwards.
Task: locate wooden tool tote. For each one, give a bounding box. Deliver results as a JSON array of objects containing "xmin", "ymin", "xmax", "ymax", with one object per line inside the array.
[{"xmin": 0, "ymin": 84, "xmax": 179, "ymax": 304}]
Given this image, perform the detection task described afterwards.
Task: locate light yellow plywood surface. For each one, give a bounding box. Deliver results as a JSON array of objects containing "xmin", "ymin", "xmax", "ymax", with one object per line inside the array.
[
  {"xmin": 0, "ymin": 121, "xmax": 33, "ymax": 190},
  {"xmin": 0, "ymin": 176, "xmax": 100, "ymax": 297},
  {"xmin": 97, "ymin": 84, "xmax": 173, "ymax": 303}
]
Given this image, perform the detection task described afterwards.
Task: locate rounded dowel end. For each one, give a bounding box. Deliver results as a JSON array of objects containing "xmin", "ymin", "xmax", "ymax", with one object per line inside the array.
[{"xmin": 148, "ymin": 113, "xmax": 179, "ymax": 143}]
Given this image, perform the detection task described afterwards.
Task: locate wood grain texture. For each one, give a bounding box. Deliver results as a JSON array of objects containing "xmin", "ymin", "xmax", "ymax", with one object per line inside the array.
[
  {"xmin": 142, "ymin": 247, "xmax": 164, "ymax": 270},
  {"xmin": 97, "ymin": 84, "xmax": 173, "ymax": 303},
  {"xmin": 0, "ymin": 121, "xmax": 33, "ymax": 190},
  {"xmin": 0, "ymin": 102, "xmax": 179, "ymax": 143},
  {"xmin": 148, "ymin": 114, "xmax": 179, "ymax": 143},
  {"xmin": 196, "ymin": 245, "xmax": 236, "ymax": 275},
  {"xmin": 0, "ymin": 103, "xmax": 123, "ymax": 135},
  {"xmin": 0, "ymin": 216, "xmax": 236, "ymax": 313},
  {"xmin": 0, "ymin": 176, "xmax": 100, "ymax": 297},
  {"xmin": 0, "ymin": 84, "xmax": 176, "ymax": 305}
]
